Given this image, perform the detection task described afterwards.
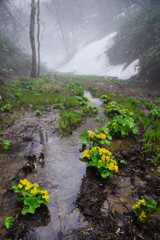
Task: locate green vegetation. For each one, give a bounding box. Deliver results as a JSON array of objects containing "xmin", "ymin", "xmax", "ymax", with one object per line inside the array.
[
  {"xmin": 105, "ymin": 115, "xmax": 138, "ymax": 138},
  {"xmin": 0, "ymin": 32, "xmax": 31, "ymax": 80},
  {"xmin": 1, "ymin": 103, "xmax": 12, "ymax": 112},
  {"xmin": 107, "ymin": 5, "xmax": 160, "ymax": 85},
  {"xmin": 58, "ymin": 110, "xmax": 83, "ymax": 136},
  {"xmin": 4, "ymin": 216, "xmax": 15, "ymax": 230},
  {"xmin": 100, "ymin": 94, "xmax": 112, "ymax": 104},
  {"xmin": 79, "ymin": 129, "xmax": 112, "ymax": 148},
  {"xmin": 82, "ymin": 104, "xmax": 98, "ymax": 116},
  {"xmin": 81, "ymin": 147, "xmax": 118, "ymax": 179},
  {"xmin": 132, "ymin": 196, "xmax": 160, "ymax": 223},
  {"xmin": 12, "ymin": 179, "xmax": 49, "ymax": 215},
  {"xmin": 0, "ymin": 139, "xmax": 10, "ymax": 150},
  {"xmin": 0, "ymin": 73, "xmax": 160, "ymax": 163}
]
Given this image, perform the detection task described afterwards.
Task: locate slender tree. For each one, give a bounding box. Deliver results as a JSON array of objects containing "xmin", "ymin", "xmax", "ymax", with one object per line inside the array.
[
  {"xmin": 30, "ymin": 0, "xmax": 37, "ymax": 78},
  {"xmin": 37, "ymin": 0, "xmax": 40, "ymax": 76}
]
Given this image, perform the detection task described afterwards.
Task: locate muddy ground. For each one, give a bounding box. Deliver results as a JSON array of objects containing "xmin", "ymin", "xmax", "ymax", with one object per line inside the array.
[{"xmin": 0, "ymin": 84, "xmax": 160, "ymax": 240}]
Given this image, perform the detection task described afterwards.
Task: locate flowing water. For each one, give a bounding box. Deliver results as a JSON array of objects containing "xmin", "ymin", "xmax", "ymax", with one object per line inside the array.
[
  {"xmin": 26, "ymin": 91, "xmax": 105, "ymax": 239},
  {"xmin": 0, "ymin": 91, "xmax": 105, "ymax": 239}
]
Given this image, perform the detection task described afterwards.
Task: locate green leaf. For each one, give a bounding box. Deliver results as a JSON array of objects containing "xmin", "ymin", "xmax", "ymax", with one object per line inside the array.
[
  {"xmin": 120, "ymin": 160, "xmax": 127, "ymax": 165},
  {"xmin": 91, "ymin": 151, "xmax": 99, "ymax": 162},
  {"xmin": 11, "ymin": 183, "xmax": 19, "ymax": 192},
  {"xmin": 18, "ymin": 197, "xmax": 25, "ymax": 203},
  {"xmin": 1, "ymin": 139, "xmax": 10, "ymax": 150},
  {"xmin": 132, "ymin": 125, "xmax": 138, "ymax": 134},
  {"xmin": 24, "ymin": 196, "xmax": 41, "ymax": 209},
  {"xmin": 4, "ymin": 216, "xmax": 15, "ymax": 229},
  {"xmin": 78, "ymin": 132, "xmax": 90, "ymax": 143},
  {"xmin": 21, "ymin": 205, "xmax": 35, "ymax": 215},
  {"xmin": 145, "ymin": 198, "xmax": 157, "ymax": 209},
  {"xmin": 101, "ymin": 171, "xmax": 113, "ymax": 178}
]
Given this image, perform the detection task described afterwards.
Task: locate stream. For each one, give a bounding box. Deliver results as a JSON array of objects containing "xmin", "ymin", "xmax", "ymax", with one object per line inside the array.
[
  {"xmin": 0, "ymin": 91, "xmax": 105, "ymax": 239},
  {"xmin": 24, "ymin": 91, "xmax": 105, "ymax": 239}
]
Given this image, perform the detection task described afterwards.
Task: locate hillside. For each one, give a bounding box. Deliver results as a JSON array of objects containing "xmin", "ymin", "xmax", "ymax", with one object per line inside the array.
[
  {"xmin": 58, "ymin": 33, "xmax": 139, "ymax": 80},
  {"xmin": 107, "ymin": 4, "xmax": 160, "ymax": 85}
]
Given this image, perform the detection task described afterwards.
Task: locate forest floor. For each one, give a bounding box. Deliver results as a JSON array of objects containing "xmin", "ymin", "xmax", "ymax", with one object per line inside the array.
[{"xmin": 0, "ymin": 75, "xmax": 159, "ymax": 240}]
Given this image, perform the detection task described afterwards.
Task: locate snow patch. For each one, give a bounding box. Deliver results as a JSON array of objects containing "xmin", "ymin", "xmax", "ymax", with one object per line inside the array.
[{"xmin": 58, "ymin": 32, "xmax": 139, "ymax": 80}]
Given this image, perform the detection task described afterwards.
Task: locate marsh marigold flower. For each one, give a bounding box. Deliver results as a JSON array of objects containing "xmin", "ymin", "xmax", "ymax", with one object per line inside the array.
[
  {"xmin": 89, "ymin": 131, "xmax": 95, "ymax": 138},
  {"xmin": 138, "ymin": 210, "xmax": 147, "ymax": 222},
  {"xmin": 96, "ymin": 133, "xmax": 106, "ymax": 139},
  {"xmin": 82, "ymin": 149, "xmax": 90, "ymax": 159}
]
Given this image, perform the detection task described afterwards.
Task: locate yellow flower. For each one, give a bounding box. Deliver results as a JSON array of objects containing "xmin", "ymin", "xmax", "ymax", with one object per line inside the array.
[
  {"xmin": 30, "ymin": 187, "xmax": 38, "ymax": 195},
  {"xmin": 91, "ymin": 146, "xmax": 99, "ymax": 152},
  {"xmin": 18, "ymin": 183, "xmax": 23, "ymax": 189},
  {"xmin": 33, "ymin": 183, "xmax": 39, "ymax": 188},
  {"xmin": 114, "ymin": 165, "xmax": 118, "ymax": 173},
  {"xmin": 25, "ymin": 184, "xmax": 32, "ymax": 190},
  {"xmin": 107, "ymin": 162, "xmax": 115, "ymax": 171},
  {"xmin": 82, "ymin": 149, "xmax": 90, "ymax": 159},
  {"xmin": 138, "ymin": 210, "xmax": 147, "ymax": 222},
  {"xmin": 139, "ymin": 199, "xmax": 145, "ymax": 205},
  {"xmin": 132, "ymin": 199, "xmax": 146, "ymax": 210},
  {"xmin": 89, "ymin": 131, "xmax": 95, "ymax": 138},
  {"xmin": 107, "ymin": 161, "xmax": 118, "ymax": 173},
  {"xmin": 42, "ymin": 194, "xmax": 49, "ymax": 202},
  {"xmin": 105, "ymin": 149, "xmax": 112, "ymax": 156},
  {"xmin": 132, "ymin": 204, "xmax": 139, "ymax": 210},
  {"xmin": 99, "ymin": 148, "xmax": 106, "ymax": 155},
  {"xmin": 96, "ymin": 133, "xmax": 106, "ymax": 139},
  {"xmin": 101, "ymin": 155, "xmax": 106, "ymax": 161},
  {"xmin": 20, "ymin": 178, "xmax": 30, "ymax": 186}
]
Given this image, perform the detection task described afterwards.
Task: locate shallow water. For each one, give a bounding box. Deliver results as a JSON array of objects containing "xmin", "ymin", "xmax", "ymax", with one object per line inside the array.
[
  {"xmin": 26, "ymin": 92, "xmax": 106, "ymax": 239},
  {"xmin": 2, "ymin": 91, "xmax": 104, "ymax": 239}
]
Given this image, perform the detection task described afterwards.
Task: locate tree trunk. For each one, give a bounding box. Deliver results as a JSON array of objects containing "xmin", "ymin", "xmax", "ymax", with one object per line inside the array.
[
  {"xmin": 37, "ymin": 0, "xmax": 40, "ymax": 77},
  {"xmin": 30, "ymin": 0, "xmax": 37, "ymax": 78}
]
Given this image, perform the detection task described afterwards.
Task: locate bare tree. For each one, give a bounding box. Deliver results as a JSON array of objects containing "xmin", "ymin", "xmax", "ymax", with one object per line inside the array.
[
  {"xmin": 30, "ymin": 0, "xmax": 37, "ymax": 78},
  {"xmin": 37, "ymin": 0, "xmax": 40, "ymax": 76}
]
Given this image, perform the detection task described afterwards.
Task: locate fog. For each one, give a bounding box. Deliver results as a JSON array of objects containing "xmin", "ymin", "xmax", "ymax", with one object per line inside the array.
[
  {"xmin": 5, "ymin": 0, "xmax": 125, "ymax": 70},
  {"xmin": 1, "ymin": 0, "xmax": 155, "ymax": 77}
]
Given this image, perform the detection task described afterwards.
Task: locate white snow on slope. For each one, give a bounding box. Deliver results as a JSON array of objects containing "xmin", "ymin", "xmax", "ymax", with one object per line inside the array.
[{"xmin": 58, "ymin": 32, "xmax": 139, "ymax": 80}]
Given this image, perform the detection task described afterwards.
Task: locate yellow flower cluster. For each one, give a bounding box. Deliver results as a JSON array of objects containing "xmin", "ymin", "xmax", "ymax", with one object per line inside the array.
[
  {"xmin": 138, "ymin": 210, "xmax": 147, "ymax": 222},
  {"xmin": 98, "ymin": 147, "xmax": 112, "ymax": 156},
  {"xmin": 101, "ymin": 95, "xmax": 108, "ymax": 98},
  {"xmin": 132, "ymin": 199, "xmax": 145, "ymax": 210},
  {"xmin": 107, "ymin": 161, "xmax": 118, "ymax": 173},
  {"xmin": 82, "ymin": 149, "xmax": 90, "ymax": 159},
  {"xmin": 40, "ymin": 189, "xmax": 50, "ymax": 202},
  {"xmin": 107, "ymin": 101, "xmax": 117, "ymax": 108},
  {"xmin": 96, "ymin": 133, "xmax": 106, "ymax": 139},
  {"xmin": 108, "ymin": 101, "xmax": 117, "ymax": 105},
  {"xmin": 88, "ymin": 131, "xmax": 106, "ymax": 140},
  {"xmin": 18, "ymin": 179, "xmax": 49, "ymax": 202},
  {"xmin": 89, "ymin": 131, "xmax": 95, "ymax": 138},
  {"xmin": 89, "ymin": 147, "xmax": 118, "ymax": 173}
]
